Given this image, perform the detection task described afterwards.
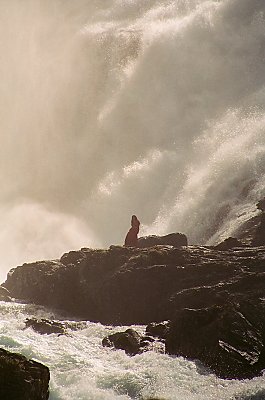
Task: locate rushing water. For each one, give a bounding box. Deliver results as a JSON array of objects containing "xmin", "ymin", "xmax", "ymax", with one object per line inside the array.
[
  {"xmin": 1, "ymin": 2, "xmax": 265, "ymax": 397},
  {"xmin": 0, "ymin": 300, "xmax": 264, "ymax": 400},
  {"xmin": 1, "ymin": 0, "xmax": 265, "ymax": 281}
]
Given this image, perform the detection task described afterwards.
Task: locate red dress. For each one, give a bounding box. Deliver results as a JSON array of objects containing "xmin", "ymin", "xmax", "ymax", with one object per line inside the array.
[{"xmin": 124, "ymin": 216, "xmax": 140, "ymax": 247}]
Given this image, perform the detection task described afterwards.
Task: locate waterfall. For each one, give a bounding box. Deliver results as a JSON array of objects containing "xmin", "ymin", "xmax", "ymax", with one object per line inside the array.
[{"xmin": 1, "ymin": 0, "xmax": 265, "ymax": 281}]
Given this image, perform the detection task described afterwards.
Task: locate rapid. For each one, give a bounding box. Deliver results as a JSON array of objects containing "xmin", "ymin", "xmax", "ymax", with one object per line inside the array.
[
  {"xmin": 1, "ymin": 1, "xmax": 265, "ymax": 398},
  {"xmin": 0, "ymin": 301, "xmax": 264, "ymax": 400}
]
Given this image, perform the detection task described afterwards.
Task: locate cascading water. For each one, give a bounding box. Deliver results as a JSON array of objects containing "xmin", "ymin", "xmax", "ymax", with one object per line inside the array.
[
  {"xmin": 0, "ymin": 300, "xmax": 265, "ymax": 400},
  {"xmin": 1, "ymin": 2, "xmax": 265, "ymax": 398},
  {"xmin": 1, "ymin": 0, "xmax": 265, "ymax": 281}
]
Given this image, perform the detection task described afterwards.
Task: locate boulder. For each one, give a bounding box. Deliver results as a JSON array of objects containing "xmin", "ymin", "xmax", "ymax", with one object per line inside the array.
[
  {"xmin": 252, "ymin": 213, "xmax": 265, "ymax": 246},
  {"xmin": 102, "ymin": 328, "xmax": 141, "ymax": 355},
  {"xmin": 166, "ymin": 300, "xmax": 265, "ymax": 379},
  {"xmin": 25, "ymin": 318, "xmax": 66, "ymax": 335},
  {"xmin": 102, "ymin": 329, "xmax": 165, "ymax": 355},
  {"xmin": 0, "ymin": 347, "xmax": 49, "ymax": 400},
  {"xmin": 146, "ymin": 321, "xmax": 170, "ymax": 340},
  {"xmin": 214, "ymin": 237, "xmax": 243, "ymax": 250},
  {"xmin": 232, "ymin": 198, "xmax": 265, "ymax": 246},
  {"xmin": 138, "ymin": 233, "xmax": 187, "ymax": 248},
  {"xmin": 0, "ymin": 286, "xmax": 12, "ymax": 302},
  {"xmin": 256, "ymin": 198, "xmax": 265, "ymax": 212}
]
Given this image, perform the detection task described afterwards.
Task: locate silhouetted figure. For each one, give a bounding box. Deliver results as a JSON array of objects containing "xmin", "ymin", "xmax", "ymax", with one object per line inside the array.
[{"xmin": 124, "ymin": 215, "xmax": 140, "ymax": 247}]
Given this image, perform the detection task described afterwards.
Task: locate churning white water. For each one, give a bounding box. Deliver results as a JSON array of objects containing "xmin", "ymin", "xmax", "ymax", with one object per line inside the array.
[
  {"xmin": 1, "ymin": 2, "xmax": 265, "ymax": 398},
  {"xmin": 0, "ymin": 300, "xmax": 264, "ymax": 400},
  {"xmin": 1, "ymin": 0, "xmax": 265, "ymax": 281}
]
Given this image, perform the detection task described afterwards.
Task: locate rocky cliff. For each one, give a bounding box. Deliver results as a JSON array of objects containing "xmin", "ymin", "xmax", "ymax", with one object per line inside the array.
[
  {"xmin": 3, "ymin": 223, "xmax": 265, "ymax": 380},
  {"xmin": 4, "ymin": 244, "xmax": 265, "ymax": 325},
  {"xmin": 0, "ymin": 347, "xmax": 50, "ymax": 400}
]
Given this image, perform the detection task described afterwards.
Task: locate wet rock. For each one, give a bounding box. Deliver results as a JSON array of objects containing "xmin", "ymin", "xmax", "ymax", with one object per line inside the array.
[
  {"xmin": 102, "ymin": 329, "xmax": 165, "ymax": 355},
  {"xmin": 4, "ymin": 245, "xmax": 265, "ymax": 327},
  {"xmin": 60, "ymin": 250, "xmax": 87, "ymax": 266},
  {"xmin": 146, "ymin": 321, "xmax": 170, "ymax": 340},
  {"xmin": 214, "ymin": 237, "xmax": 243, "ymax": 250},
  {"xmin": 256, "ymin": 198, "xmax": 265, "ymax": 212},
  {"xmin": 138, "ymin": 233, "xmax": 187, "ymax": 248},
  {"xmin": 252, "ymin": 213, "xmax": 265, "ymax": 246},
  {"xmin": 0, "ymin": 286, "xmax": 12, "ymax": 301},
  {"xmin": 233, "ymin": 198, "xmax": 265, "ymax": 246},
  {"xmin": 166, "ymin": 300, "xmax": 265, "ymax": 380},
  {"xmin": 0, "ymin": 347, "xmax": 50, "ymax": 400},
  {"xmin": 4, "ymin": 239, "xmax": 265, "ymax": 379},
  {"xmin": 102, "ymin": 328, "xmax": 141, "ymax": 355},
  {"xmin": 25, "ymin": 318, "xmax": 66, "ymax": 335}
]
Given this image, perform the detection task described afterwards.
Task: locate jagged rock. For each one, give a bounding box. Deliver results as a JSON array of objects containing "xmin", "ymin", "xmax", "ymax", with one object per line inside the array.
[
  {"xmin": 4, "ymin": 241, "xmax": 265, "ymax": 379},
  {"xmin": 4, "ymin": 245, "xmax": 265, "ymax": 326},
  {"xmin": 140, "ymin": 335, "xmax": 155, "ymax": 345},
  {"xmin": 146, "ymin": 321, "xmax": 170, "ymax": 340},
  {"xmin": 25, "ymin": 318, "xmax": 66, "ymax": 335},
  {"xmin": 233, "ymin": 198, "xmax": 265, "ymax": 246},
  {"xmin": 0, "ymin": 347, "xmax": 50, "ymax": 400},
  {"xmin": 102, "ymin": 329, "xmax": 165, "ymax": 355},
  {"xmin": 214, "ymin": 237, "xmax": 243, "ymax": 250},
  {"xmin": 252, "ymin": 213, "xmax": 265, "ymax": 246},
  {"xmin": 256, "ymin": 198, "xmax": 265, "ymax": 212},
  {"xmin": 60, "ymin": 249, "xmax": 88, "ymax": 266},
  {"xmin": 3, "ymin": 260, "xmax": 79, "ymax": 316},
  {"xmin": 138, "ymin": 233, "xmax": 187, "ymax": 248},
  {"xmin": 140, "ymin": 336, "xmax": 165, "ymax": 354},
  {"xmin": 166, "ymin": 300, "xmax": 265, "ymax": 379},
  {"xmin": 102, "ymin": 328, "xmax": 141, "ymax": 355},
  {"xmin": 0, "ymin": 286, "xmax": 12, "ymax": 301}
]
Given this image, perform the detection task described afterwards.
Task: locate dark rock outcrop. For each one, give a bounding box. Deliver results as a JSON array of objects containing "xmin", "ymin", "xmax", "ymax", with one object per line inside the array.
[
  {"xmin": 4, "ymin": 245, "xmax": 265, "ymax": 326},
  {"xmin": 252, "ymin": 213, "xmax": 265, "ymax": 246},
  {"xmin": 0, "ymin": 286, "xmax": 12, "ymax": 302},
  {"xmin": 138, "ymin": 233, "xmax": 187, "ymax": 248},
  {"xmin": 256, "ymin": 198, "xmax": 265, "ymax": 212},
  {"xmin": 4, "ymin": 240, "xmax": 265, "ymax": 379},
  {"xmin": 102, "ymin": 328, "xmax": 165, "ymax": 355},
  {"xmin": 25, "ymin": 318, "xmax": 66, "ymax": 335},
  {"xmin": 102, "ymin": 329, "xmax": 141, "ymax": 355},
  {"xmin": 0, "ymin": 347, "xmax": 50, "ymax": 400},
  {"xmin": 214, "ymin": 237, "xmax": 243, "ymax": 250},
  {"xmin": 166, "ymin": 300, "xmax": 265, "ymax": 380},
  {"xmin": 234, "ymin": 198, "xmax": 265, "ymax": 246},
  {"xmin": 146, "ymin": 321, "xmax": 169, "ymax": 340}
]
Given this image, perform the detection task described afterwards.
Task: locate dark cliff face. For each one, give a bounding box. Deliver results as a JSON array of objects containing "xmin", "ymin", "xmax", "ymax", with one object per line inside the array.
[
  {"xmin": 4, "ymin": 244, "xmax": 265, "ymax": 325},
  {"xmin": 3, "ymin": 241, "xmax": 265, "ymax": 380},
  {"xmin": 0, "ymin": 348, "xmax": 50, "ymax": 400}
]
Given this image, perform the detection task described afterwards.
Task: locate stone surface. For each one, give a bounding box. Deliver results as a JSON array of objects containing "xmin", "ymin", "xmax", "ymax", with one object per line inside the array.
[
  {"xmin": 256, "ymin": 198, "xmax": 265, "ymax": 212},
  {"xmin": 25, "ymin": 318, "xmax": 66, "ymax": 335},
  {"xmin": 102, "ymin": 329, "xmax": 141, "ymax": 355},
  {"xmin": 0, "ymin": 285, "xmax": 12, "ymax": 302},
  {"xmin": 166, "ymin": 300, "xmax": 265, "ymax": 380},
  {"xmin": 3, "ymin": 245, "xmax": 265, "ymax": 326},
  {"xmin": 102, "ymin": 329, "xmax": 165, "ymax": 355},
  {"xmin": 146, "ymin": 321, "xmax": 170, "ymax": 340},
  {"xmin": 4, "ymin": 240, "xmax": 265, "ymax": 379},
  {"xmin": 251, "ymin": 213, "xmax": 265, "ymax": 246},
  {"xmin": 0, "ymin": 347, "xmax": 50, "ymax": 400},
  {"xmin": 214, "ymin": 237, "xmax": 243, "ymax": 250},
  {"xmin": 138, "ymin": 233, "xmax": 187, "ymax": 248}
]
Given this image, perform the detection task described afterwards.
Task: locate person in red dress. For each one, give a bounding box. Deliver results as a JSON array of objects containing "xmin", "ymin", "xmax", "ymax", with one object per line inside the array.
[{"xmin": 124, "ymin": 215, "xmax": 140, "ymax": 247}]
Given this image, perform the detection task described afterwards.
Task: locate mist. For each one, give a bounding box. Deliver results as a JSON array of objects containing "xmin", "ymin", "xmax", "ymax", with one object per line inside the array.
[{"xmin": 1, "ymin": 0, "xmax": 265, "ymax": 282}]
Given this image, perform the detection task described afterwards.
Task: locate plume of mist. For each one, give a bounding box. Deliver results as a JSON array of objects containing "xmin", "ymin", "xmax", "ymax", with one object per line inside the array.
[{"xmin": 1, "ymin": 0, "xmax": 265, "ymax": 280}]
